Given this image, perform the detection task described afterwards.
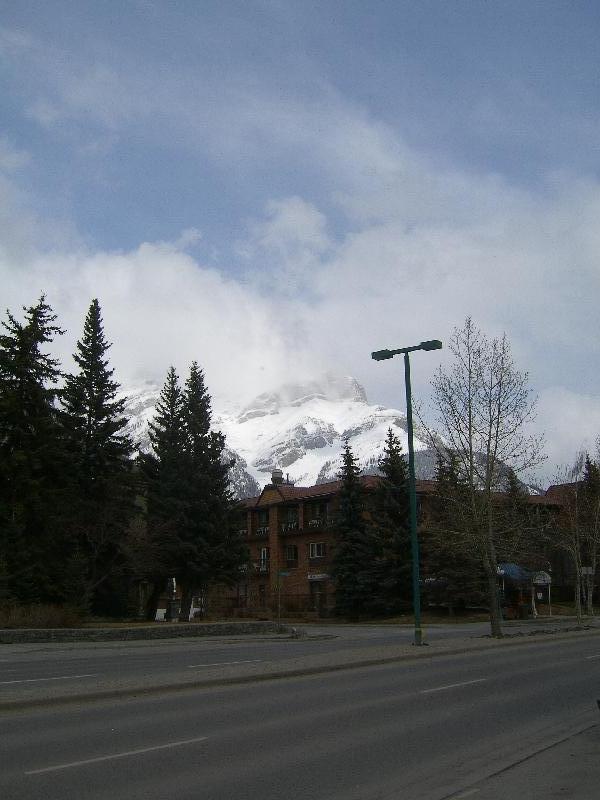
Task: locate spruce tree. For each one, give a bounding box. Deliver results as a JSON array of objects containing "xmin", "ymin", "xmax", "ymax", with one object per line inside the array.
[
  {"xmin": 0, "ymin": 296, "xmax": 69, "ymax": 602},
  {"xmin": 175, "ymin": 362, "xmax": 246, "ymax": 619},
  {"xmin": 580, "ymin": 456, "xmax": 600, "ymax": 614},
  {"xmin": 332, "ymin": 441, "xmax": 379, "ymax": 620},
  {"xmin": 61, "ymin": 299, "xmax": 134, "ymax": 613},
  {"xmin": 139, "ymin": 367, "xmax": 187, "ymax": 618},
  {"xmin": 421, "ymin": 453, "xmax": 486, "ymax": 615},
  {"xmin": 369, "ymin": 429, "xmax": 411, "ymax": 614},
  {"xmin": 499, "ymin": 469, "xmax": 542, "ymax": 567}
]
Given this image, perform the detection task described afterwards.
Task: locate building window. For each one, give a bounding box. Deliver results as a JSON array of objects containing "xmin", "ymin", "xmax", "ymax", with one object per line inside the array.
[
  {"xmin": 307, "ymin": 502, "xmax": 328, "ymax": 527},
  {"xmin": 309, "ymin": 542, "xmax": 326, "ymax": 559},
  {"xmin": 256, "ymin": 508, "xmax": 269, "ymax": 536},
  {"xmin": 284, "ymin": 544, "xmax": 298, "ymax": 567},
  {"xmin": 281, "ymin": 505, "xmax": 299, "ymax": 532}
]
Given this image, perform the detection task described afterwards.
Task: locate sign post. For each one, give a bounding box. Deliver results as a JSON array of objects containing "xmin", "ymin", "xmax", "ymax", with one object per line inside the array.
[{"xmin": 533, "ymin": 571, "xmax": 552, "ymax": 616}]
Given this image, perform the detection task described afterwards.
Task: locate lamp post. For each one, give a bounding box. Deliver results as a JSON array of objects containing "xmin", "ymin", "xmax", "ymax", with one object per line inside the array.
[{"xmin": 372, "ymin": 340, "xmax": 442, "ymax": 646}]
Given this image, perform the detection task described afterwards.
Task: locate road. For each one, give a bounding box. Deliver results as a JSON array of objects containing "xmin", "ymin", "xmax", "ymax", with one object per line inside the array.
[
  {"xmin": 0, "ymin": 620, "xmax": 558, "ymax": 689},
  {"xmin": 0, "ymin": 622, "xmax": 494, "ymax": 691},
  {"xmin": 2, "ymin": 633, "xmax": 600, "ymax": 799}
]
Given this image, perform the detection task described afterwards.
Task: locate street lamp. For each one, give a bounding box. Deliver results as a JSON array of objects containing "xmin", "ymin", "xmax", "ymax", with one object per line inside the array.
[{"xmin": 371, "ymin": 340, "xmax": 442, "ymax": 646}]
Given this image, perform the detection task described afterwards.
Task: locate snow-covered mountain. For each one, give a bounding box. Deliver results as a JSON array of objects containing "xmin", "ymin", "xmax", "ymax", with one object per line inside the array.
[{"xmin": 121, "ymin": 374, "xmax": 437, "ymax": 498}]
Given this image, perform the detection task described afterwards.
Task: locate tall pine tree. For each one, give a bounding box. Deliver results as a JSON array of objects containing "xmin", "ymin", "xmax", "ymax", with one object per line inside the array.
[
  {"xmin": 0, "ymin": 296, "xmax": 69, "ymax": 603},
  {"xmin": 368, "ymin": 429, "xmax": 411, "ymax": 614},
  {"xmin": 61, "ymin": 299, "xmax": 134, "ymax": 614},
  {"xmin": 332, "ymin": 441, "xmax": 379, "ymax": 620},
  {"xmin": 139, "ymin": 366, "xmax": 188, "ymax": 618},
  {"xmin": 147, "ymin": 362, "xmax": 246, "ymax": 620}
]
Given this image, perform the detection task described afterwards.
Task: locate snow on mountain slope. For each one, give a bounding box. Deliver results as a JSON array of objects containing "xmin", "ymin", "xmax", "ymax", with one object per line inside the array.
[{"xmin": 121, "ymin": 374, "xmax": 433, "ymax": 497}]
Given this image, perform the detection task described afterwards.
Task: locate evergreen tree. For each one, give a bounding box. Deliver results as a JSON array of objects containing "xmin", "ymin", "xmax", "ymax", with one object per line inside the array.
[
  {"xmin": 60, "ymin": 299, "xmax": 134, "ymax": 613},
  {"xmin": 154, "ymin": 361, "xmax": 247, "ymax": 620},
  {"xmin": 368, "ymin": 429, "xmax": 411, "ymax": 614},
  {"xmin": 0, "ymin": 296, "xmax": 69, "ymax": 602},
  {"xmin": 332, "ymin": 441, "xmax": 379, "ymax": 620},
  {"xmin": 580, "ymin": 456, "xmax": 600, "ymax": 614},
  {"xmin": 139, "ymin": 366, "xmax": 188, "ymax": 618},
  {"xmin": 421, "ymin": 453, "xmax": 486, "ymax": 615},
  {"xmin": 498, "ymin": 469, "xmax": 544, "ymax": 567}
]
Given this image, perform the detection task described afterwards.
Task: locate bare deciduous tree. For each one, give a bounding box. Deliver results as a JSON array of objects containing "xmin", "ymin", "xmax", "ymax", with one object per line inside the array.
[
  {"xmin": 430, "ymin": 318, "xmax": 545, "ymax": 637},
  {"xmin": 549, "ymin": 452, "xmax": 600, "ymax": 622}
]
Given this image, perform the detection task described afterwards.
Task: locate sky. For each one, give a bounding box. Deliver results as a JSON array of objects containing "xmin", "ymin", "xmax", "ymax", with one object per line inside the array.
[{"xmin": 2, "ymin": 0, "xmax": 600, "ymax": 484}]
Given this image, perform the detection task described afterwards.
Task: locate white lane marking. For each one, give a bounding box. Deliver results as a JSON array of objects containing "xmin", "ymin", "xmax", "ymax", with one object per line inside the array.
[
  {"xmin": 25, "ymin": 736, "xmax": 209, "ymax": 775},
  {"xmin": 187, "ymin": 659, "xmax": 263, "ymax": 668},
  {"xmin": 0, "ymin": 673, "xmax": 97, "ymax": 685},
  {"xmin": 420, "ymin": 678, "xmax": 487, "ymax": 694},
  {"xmin": 585, "ymin": 654, "xmax": 600, "ymax": 660}
]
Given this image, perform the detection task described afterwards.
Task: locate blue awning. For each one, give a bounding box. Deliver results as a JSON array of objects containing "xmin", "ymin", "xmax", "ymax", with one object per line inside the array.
[{"xmin": 497, "ymin": 563, "xmax": 531, "ymax": 584}]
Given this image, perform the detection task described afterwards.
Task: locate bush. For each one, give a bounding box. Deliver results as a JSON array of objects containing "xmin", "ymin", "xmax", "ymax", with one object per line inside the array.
[{"xmin": 0, "ymin": 603, "xmax": 84, "ymax": 628}]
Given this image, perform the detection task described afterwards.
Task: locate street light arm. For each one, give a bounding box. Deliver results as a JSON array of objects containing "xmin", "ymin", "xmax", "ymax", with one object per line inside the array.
[{"xmin": 371, "ymin": 341, "xmax": 442, "ymax": 361}]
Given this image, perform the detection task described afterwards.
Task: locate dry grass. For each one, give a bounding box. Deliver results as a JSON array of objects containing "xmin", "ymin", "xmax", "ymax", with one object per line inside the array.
[{"xmin": 0, "ymin": 603, "xmax": 84, "ymax": 629}]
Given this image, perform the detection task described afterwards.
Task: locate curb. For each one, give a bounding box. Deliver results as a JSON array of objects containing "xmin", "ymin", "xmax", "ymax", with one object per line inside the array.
[
  {"xmin": 0, "ymin": 621, "xmax": 289, "ymax": 645},
  {"xmin": 3, "ymin": 626, "xmax": 600, "ymax": 713}
]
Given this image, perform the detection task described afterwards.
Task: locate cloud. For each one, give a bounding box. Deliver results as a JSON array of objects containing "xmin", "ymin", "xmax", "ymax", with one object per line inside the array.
[
  {"xmin": 0, "ymin": 138, "xmax": 30, "ymax": 171},
  {"xmin": 239, "ymin": 197, "xmax": 331, "ymax": 294},
  {"xmin": 535, "ymin": 387, "xmax": 600, "ymax": 477},
  {"xmin": 0, "ymin": 192, "xmax": 318, "ymax": 404},
  {"xmin": 2, "ymin": 15, "xmax": 600, "ymax": 480}
]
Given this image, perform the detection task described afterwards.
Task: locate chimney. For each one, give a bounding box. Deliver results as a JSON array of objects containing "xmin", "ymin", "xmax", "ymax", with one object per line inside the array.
[{"xmin": 271, "ymin": 468, "xmax": 284, "ymax": 485}]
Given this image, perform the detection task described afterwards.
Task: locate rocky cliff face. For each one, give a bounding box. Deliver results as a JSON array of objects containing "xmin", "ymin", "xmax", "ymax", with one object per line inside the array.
[{"xmin": 121, "ymin": 373, "xmax": 436, "ymax": 498}]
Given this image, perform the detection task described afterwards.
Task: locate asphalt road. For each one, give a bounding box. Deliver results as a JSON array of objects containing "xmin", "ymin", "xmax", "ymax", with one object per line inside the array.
[
  {"xmin": 0, "ymin": 620, "xmax": 553, "ymax": 689},
  {"xmin": 2, "ymin": 635, "xmax": 599, "ymax": 800}
]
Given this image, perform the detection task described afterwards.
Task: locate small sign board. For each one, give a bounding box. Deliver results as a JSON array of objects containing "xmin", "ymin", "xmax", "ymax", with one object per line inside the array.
[
  {"xmin": 308, "ymin": 573, "xmax": 329, "ymax": 581},
  {"xmin": 533, "ymin": 571, "xmax": 552, "ymax": 585}
]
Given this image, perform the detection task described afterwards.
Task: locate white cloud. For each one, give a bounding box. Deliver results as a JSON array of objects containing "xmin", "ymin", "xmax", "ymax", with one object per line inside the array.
[
  {"xmin": 3, "ymin": 21, "xmax": 600, "ymax": 481},
  {"xmin": 239, "ymin": 197, "xmax": 331, "ymax": 294},
  {"xmin": 535, "ymin": 387, "xmax": 600, "ymax": 477},
  {"xmin": 0, "ymin": 220, "xmax": 318, "ymax": 405}
]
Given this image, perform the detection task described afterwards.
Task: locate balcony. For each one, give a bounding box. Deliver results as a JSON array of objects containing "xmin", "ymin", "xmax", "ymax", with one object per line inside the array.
[
  {"xmin": 238, "ymin": 528, "xmax": 248, "ymax": 537},
  {"xmin": 308, "ymin": 518, "xmax": 324, "ymax": 528},
  {"xmin": 254, "ymin": 560, "xmax": 270, "ymax": 575},
  {"xmin": 254, "ymin": 526, "xmax": 270, "ymax": 538},
  {"xmin": 280, "ymin": 521, "xmax": 299, "ymax": 534}
]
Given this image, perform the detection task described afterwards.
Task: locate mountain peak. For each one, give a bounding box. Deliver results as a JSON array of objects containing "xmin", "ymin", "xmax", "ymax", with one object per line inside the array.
[{"xmin": 238, "ymin": 374, "xmax": 367, "ymax": 423}]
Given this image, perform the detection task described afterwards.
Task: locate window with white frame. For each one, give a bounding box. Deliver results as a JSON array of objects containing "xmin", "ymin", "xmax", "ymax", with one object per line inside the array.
[{"xmin": 309, "ymin": 542, "xmax": 326, "ymax": 559}]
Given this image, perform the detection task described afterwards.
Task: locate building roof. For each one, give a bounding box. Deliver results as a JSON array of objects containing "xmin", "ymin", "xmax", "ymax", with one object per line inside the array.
[
  {"xmin": 239, "ymin": 475, "xmax": 382, "ymax": 507},
  {"xmin": 238, "ymin": 475, "xmax": 565, "ymax": 508}
]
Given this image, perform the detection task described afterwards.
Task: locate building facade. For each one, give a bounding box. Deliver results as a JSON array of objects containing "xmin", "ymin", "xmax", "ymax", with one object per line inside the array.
[
  {"xmin": 228, "ymin": 469, "xmax": 387, "ymax": 617},
  {"xmin": 218, "ymin": 469, "xmax": 567, "ymax": 619}
]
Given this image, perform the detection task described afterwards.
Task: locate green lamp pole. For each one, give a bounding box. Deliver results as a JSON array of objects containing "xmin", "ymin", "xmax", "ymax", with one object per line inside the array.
[{"xmin": 371, "ymin": 340, "xmax": 442, "ymax": 646}]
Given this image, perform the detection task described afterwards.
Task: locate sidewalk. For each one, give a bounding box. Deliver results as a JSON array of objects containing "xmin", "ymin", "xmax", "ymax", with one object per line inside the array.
[
  {"xmin": 449, "ymin": 723, "xmax": 600, "ymax": 799},
  {"xmin": 2, "ymin": 621, "xmax": 599, "ymax": 711}
]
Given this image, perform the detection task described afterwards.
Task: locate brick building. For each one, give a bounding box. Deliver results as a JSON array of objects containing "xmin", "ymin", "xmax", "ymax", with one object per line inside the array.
[{"xmin": 219, "ymin": 469, "xmax": 566, "ymax": 619}]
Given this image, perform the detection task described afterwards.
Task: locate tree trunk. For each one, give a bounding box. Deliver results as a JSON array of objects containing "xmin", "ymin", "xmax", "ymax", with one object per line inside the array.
[
  {"xmin": 179, "ymin": 584, "xmax": 193, "ymax": 622},
  {"xmin": 484, "ymin": 556, "xmax": 503, "ymax": 638},
  {"xmin": 144, "ymin": 581, "xmax": 162, "ymax": 621},
  {"xmin": 574, "ymin": 572, "xmax": 583, "ymax": 625}
]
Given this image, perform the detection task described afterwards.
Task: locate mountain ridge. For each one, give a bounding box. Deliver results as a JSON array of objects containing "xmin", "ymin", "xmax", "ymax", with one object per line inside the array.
[{"xmin": 121, "ymin": 373, "xmax": 435, "ymax": 498}]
